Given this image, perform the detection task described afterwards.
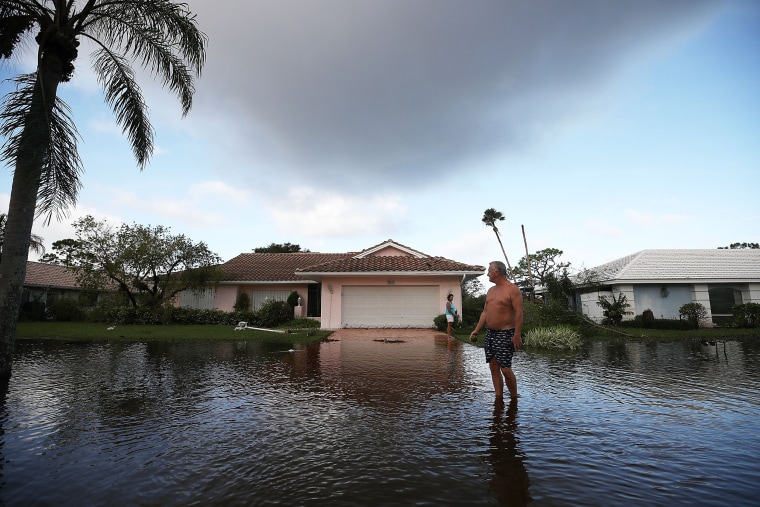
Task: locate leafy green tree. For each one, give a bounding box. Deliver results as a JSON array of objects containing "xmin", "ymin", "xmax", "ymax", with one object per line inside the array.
[
  {"xmin": 0, "ymin": 1, "xmax": 206, "ymax": 379},
  {"xmin": 38, "ymin": 238, "xmax": 82, "ymax": 265},
  {"xmin": 511, "ymin": 248, "xmax": 571, "ymax": 290},
  {"xmin": 51, "ymin": 216, "xmax": 222, "ymax": 308},
  {"xmin": 481, "ymin": 208, "xmax": 514, "ymax": 280},
  {"xmin": 718, "ymin": 242, "xmax": 760, "ymax": 249},
  {"xmin": 679, "ymin": 302, "xmax": 708, "ymax": 329},
  {"xmin": 460, "ymin": 277, "xmax": 485, "ymax": 325},
  {"xmin": 254, "ymin": 242, "xmax": 309, "ymax": 253},
  {"xmin": 0, "ymin": 212, "xmax": 45, "ymax": 261},
  {"xmin": 596, "ymin": 293, "xmax": 632, "ymax": 326}
]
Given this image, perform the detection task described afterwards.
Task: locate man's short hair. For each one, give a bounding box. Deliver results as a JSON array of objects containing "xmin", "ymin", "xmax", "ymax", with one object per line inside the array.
[{"xmin": 491, "ymin": 261, "xmax": 507, "ymax": 276}]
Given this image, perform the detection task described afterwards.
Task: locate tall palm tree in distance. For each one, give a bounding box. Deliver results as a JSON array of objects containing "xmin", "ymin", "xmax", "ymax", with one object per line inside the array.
[
  {"xmin": 0, "ymin": 0, "xmax": 207, "ymax": 381},
  {"xmin": 482, "ymin": 208, "xmax": 515, "ymax": 281}
]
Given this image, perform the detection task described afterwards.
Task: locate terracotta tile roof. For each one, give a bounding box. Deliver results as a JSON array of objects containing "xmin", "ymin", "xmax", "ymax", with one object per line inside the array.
[
  {"xmin": 220, "ymin": 240, "xmax": 486, "ymax": 282},
  {"xmin": 220, "ymin": 252, "xmax": 351, "ymax": 282},
  {"xmin": 24, "ymin": 261, "xmax": 79, "ymax": 289},
  {"xmin": 585, "ymin": 249, "xmax": 760, "ymax": 282},
  {"xmin": 296, "ymin": 255, "xmax": 484, "ymax": 275}
]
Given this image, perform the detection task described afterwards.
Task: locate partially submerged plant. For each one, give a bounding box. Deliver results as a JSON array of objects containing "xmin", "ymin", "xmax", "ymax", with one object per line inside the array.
[{"xmin": 525, "ymin": 326, "xmax": 582, "ymax": 350}]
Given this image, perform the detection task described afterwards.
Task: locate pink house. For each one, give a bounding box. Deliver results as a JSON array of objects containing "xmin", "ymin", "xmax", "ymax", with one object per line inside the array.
[{"xmin": 181, "ymin": 239, "xmax": 484, "ymax": 329}]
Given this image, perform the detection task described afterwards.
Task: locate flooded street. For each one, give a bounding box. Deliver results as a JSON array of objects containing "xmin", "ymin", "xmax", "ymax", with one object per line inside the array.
[{"xmin": 2, "ymin": 332, "xmax": 759, "ymax": 506}]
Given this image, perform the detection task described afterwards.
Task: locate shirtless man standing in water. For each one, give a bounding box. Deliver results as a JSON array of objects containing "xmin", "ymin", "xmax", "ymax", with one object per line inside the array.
[{"xmin": 470, "ymin": 261, "xmax": 524, "ymax": 400}]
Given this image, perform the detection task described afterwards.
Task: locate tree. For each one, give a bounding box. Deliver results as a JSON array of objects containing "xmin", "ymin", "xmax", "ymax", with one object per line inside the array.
[
  {"xmin": 511, "ymin": 248, "xmax": 571, "ymax": 290},
  {"xmin": 43, "ymin": 216, "xmax": 222, "ymax": 308},
  {"xmin": 718, "ymin": 242, "xmax": 760, "ymax": 249},
  {"xmin": 481, "ymin": 208, "xmax": 514, "ymax": 280},
  {"xmin": 38, "ymin": 238, "xmax": 82, "ymax": 265},
  {"xmin": 460, "ymin": 277, "xmax": 485, "ymax": 325},
  {"xmin": 0, "ymin": 212, "xmax": 45, "ymax": 261},
  {"xmin": 0, "ymin": 1, "xmax": 206, "ymax": 380},
  {"xmin": 254, "ymin": 242, "xmax": 309, "ymax": 253}
]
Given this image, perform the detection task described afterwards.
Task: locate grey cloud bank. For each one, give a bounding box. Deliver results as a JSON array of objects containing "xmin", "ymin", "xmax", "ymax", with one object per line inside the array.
[{"xmin": 186, "ymin": 0, "xmax": 723, "ymax": 189}]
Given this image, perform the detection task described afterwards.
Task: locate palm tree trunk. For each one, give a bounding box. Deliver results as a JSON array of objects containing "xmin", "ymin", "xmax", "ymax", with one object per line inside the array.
[
  {"xmin": 521, "ymin": 224, "xmax": 535, "ymax": 291},
  {"xmin": 492, "ymin": 228, "xmax": 515, "ymax": 280},
  {"xmin": 0, "ymin": 61, "xmax": 62, "ymax": 381}
]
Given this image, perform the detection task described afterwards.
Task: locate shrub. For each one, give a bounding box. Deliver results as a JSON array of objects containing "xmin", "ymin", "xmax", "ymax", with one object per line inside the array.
[
  {"xmin": 619, "ymin": 317, "xmax": 693, "ymax": 330},
  {"xmin": 679, "ymin": 302, "xmax": 708, "ymax": 329},
  {"xmin": 49, "ymin": 298, "xmax": 85, "ymax": 322},
  {"xmin": 257, "ymin": 299, "xmax": 293, "ymax": 328},
  {"xmin": 287, "ymin": 291, "xmax": 301, "ymax": 308},
  {"xmin": 19, "ymin": 300, "xmax": 47, "ymax": 322},
  {"xmin": 733, "ymin": 303, "xmax": 760, "ymax": 328},
  {"xmin": 525, "ymin": 326, "xmax": 582, "ymax": 350},
  {"xmin": 433, "ymin": 314, "xmax": 460, "ymax": 332},
  {"xmin": 642, "ymin": 309, "xmax": 655, "ymax": 328}
]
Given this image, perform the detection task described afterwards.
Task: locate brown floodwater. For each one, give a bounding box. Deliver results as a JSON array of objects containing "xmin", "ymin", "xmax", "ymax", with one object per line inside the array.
[{"xmin": 1, "ymin": 332, "xmax": 759, "ymax": 506}]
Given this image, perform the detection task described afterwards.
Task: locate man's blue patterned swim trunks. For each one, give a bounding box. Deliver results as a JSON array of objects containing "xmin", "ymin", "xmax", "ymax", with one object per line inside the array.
[{"xmin": 484, "ymin": 328, "xmax": 515, "ymax": 369}]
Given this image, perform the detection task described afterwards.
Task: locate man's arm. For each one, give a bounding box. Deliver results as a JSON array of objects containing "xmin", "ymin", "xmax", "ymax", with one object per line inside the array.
[{"xmin": 470, "ymin": 301, "xmax": 488, "ymax": 340}]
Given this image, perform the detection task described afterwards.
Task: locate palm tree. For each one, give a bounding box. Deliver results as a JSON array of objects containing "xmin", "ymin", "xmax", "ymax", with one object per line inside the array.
[
  {"xmin": 481, "ymin": 208, "xmax": 515, "ymax": 280},
  {"xmin": 0, "ymin": 212, "xmax": 46, "ymax": 262},
  {"xmin": 0, "ymin": 1, "xmax": 206, "ymax": 380}
]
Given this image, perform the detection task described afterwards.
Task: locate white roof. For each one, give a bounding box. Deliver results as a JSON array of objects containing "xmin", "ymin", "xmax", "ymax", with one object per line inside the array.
[{"xmin": 585, "ymin": 249, "xmax": 760, "ymax": 284}]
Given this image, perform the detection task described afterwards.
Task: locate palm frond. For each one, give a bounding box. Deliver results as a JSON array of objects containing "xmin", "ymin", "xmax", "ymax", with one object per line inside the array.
[
  {"xmin": 90, "ymin": 47, "xmax": 153, "ymax": 168},
  {"xmin": 82, "ymin": 0, "xmax": 206, "ymax": 116},
  {"xmin": 0, "ymin": 74, "xmax": 83, "ymax": 224}
]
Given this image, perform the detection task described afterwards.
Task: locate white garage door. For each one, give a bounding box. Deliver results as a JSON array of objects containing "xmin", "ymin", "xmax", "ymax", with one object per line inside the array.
[{"xmin": 342, "ymin": 286, "xmax": 439, "ymax": 328}]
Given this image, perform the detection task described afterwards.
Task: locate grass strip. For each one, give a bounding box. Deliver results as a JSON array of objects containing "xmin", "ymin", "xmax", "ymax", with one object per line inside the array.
[{"xmin": 16, "ymin": 322, "xmax": 333, "ymax": 344}]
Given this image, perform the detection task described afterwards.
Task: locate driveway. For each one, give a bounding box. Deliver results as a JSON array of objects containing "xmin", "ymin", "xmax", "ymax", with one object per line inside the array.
[{"xmin": 327, "ymin": 328, "xmax": 449, "ymax": 340}]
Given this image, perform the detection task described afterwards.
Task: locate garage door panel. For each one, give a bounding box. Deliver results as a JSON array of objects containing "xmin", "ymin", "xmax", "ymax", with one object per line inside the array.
[{"xmin": 342, "ymin": 286, "xmax": 439, "ymax": 327}]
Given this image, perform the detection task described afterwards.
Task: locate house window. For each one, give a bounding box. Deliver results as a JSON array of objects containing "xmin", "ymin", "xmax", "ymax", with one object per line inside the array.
[
  {"xmin": 709, "ymin": 287, "xmax": 742, "ymax": 315},
  {"xmin": 307, "ymin": 283, "xmax": 321, "ymax": 318},
  {"xmin": 251, "ymin": 290, "xmax": 291, "ymax": 311}
]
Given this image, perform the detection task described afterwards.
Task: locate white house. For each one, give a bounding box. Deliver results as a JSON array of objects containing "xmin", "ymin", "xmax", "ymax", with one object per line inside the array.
[{"xmin": 574, "ymin": 249, "xmax": 760, "ymax": 327}]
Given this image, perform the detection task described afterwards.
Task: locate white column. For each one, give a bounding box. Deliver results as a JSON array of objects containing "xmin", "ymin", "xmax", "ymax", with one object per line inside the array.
[{"xmin": 691, "ymin": 284, "xmax": 713, "ymax": 328}]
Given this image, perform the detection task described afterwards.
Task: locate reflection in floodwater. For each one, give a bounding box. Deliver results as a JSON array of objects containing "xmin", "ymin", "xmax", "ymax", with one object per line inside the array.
[
  {"xmin": 1, "ymin": 333, "xmax": 759, "ymax": 506},
  {"xmin": 486, "ymin": 397, "xmax": 531, "ymax": 506}
]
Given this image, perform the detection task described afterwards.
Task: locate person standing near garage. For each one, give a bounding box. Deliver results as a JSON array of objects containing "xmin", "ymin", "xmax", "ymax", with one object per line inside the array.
[{"xmin": 445, "ymin": 293, "xmax": 458, "ymax": 338}]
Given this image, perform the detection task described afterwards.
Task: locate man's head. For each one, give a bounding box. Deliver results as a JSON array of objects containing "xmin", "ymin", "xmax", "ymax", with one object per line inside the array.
[{"xmin": 488, "ymin": 261, "xmax": 507, "ymax": 282}]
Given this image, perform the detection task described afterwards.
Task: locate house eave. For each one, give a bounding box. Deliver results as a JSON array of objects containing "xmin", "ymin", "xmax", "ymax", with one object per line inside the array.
[
  {"xmin": 295, "ymin": 270, "xmax": 482, "ymax": 278},
  {"xmin": 219, "ymin": 280, "xmax": 316, "ymax": 285},
  {"xmin": 595, "ymin": 278, "xmax": 760, "ymax": 285}
]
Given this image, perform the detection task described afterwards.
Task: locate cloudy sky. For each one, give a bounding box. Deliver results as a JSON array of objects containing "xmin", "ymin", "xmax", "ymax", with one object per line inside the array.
[{"xmin": 1, "ymin": 0, "xmax": 758, "ymax": 284}]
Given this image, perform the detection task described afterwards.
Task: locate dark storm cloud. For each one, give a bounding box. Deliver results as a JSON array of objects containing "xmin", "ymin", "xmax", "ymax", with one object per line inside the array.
[{"xmin": 186, "ymin": 0, "xmax": 723, "ymax": 188}]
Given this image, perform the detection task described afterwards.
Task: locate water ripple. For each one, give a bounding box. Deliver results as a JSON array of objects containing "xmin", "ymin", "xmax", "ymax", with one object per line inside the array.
[{"xmin": 1, "ymin": 336, "xmax": 759, "ymax": 506}]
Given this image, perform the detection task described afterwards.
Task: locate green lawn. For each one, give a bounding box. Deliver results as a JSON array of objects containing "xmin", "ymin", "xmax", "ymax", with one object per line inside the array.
[{"xmin": 15, "ymin": 321, "xmax": 334, "ymax": 344}]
